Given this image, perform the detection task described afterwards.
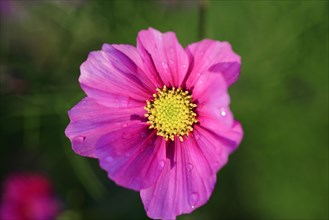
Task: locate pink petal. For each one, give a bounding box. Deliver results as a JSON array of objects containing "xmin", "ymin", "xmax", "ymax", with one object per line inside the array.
[
  {"xmin": 140, "ymin": 138, "xmax": 216, "ymax": 219},
  {"xmin": 219, "ymin": 120, "xmax": 244, "ymax": 153},
  {"xmin": 193, "ymin": 71, "xmax": 234, "ymax": 131},
  {"xmin": 105, "ymin": 44, "xmax": 159, "ymax": 92},
  {"xmin": 209, "ymin": 61, "xmax": 241, "ymax": 87},
  {"xmin": 193, "ymin": 122, "xmax": 243, "ymax": 173},
  {"xmin": 65, "ymin": 97, "xmax": 146, "ymax": 158},
  {"xmin": 185, "ymin": 39, "xmax": 241, "ymax": 88},
  {"xmin": 96, "ymin": 125, "xmax": 166, "ymax": 191},
  {"xmin": 137, "ymin": 28, "xmax": 189, "ymax": 87},
  {"xmin": 79, "ymin": 44, "xmax": 153, "ymax": 105},
  {"xmin": 78, "ymin": 88, "xmax": 144, "ymax": 109}
]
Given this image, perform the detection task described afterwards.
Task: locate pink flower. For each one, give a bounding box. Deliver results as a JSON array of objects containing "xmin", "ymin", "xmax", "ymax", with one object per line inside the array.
[
  {"xmin": 65, "ymin": 27, "xmax": 243, "ymax": 219},
  {"xmin": 0, "ymin": 173, "xmax": 60, "ymax": 220}
]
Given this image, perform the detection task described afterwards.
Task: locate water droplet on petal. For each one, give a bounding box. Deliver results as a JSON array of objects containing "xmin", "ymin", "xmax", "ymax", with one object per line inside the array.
[
  {"xmin": 122, "ymin": 123, "xmax": 128, "ymax": 128},
  {"xmin": 159, "ymin": 160, "xmax": 165, "ymax": 168},
  {"xmin": 189, "ymin": 192, "xmax": 199, "ymax": 209},
  {"xmin": 182, "ymin": 64, "xmax": 186, "ymax": 69},
  {"xmin": 219, "ymin": 107, "xmax": 226, "ymax": 116},
  {"xmin": 169, "ymin": 59, "xmax": 174, "ymax": 65},
  {"xmin": 187, "ymin": 163, "xmax": 193, "ymax": 172},
  {"xmin": 162, "ymin": 62, "xmax": 168, "ymax": 69},
  {"xmin": 74, "ymin": 136, "xmax": 86, "ymax": 143}
]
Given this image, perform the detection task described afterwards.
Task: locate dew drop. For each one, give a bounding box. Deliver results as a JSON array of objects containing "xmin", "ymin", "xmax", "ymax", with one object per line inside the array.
[
  {"xmin": 74, "ymin": 136, "xmax": 86, "ymax": 143},
  {"xmin": 159, "ymin": 160, "xmax": 165, "ymax": 168},
  {"xmin": 219, "ymin": 108, "xmax": 226, "ymax": 116},
  {"xmin": 162, "ymin": 62, "xmax": 168, "ymax": 69},
  {"xmin": 182, "ymin": 64, "xmax": 186, "ymax": 69},
  {"xmin": 187, "ymin": 163, "xmax": 193, "ymax": 172},
  {"xmin": 189, "ymin": 192, "xmax": 199, "ymax": 209},
  {"xmin": 122, "ymin": 123, "xmax": 128, "ymax": 128},
  {"xmin": 169, "ymin": 59, "xmax": 174, "ymax": 65}
]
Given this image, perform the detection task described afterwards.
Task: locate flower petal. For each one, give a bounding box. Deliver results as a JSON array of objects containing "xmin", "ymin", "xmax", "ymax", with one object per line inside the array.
[
  {"xmin": 104, "ymin": 44, "xmax": 158, "ymax": 92},
  {"xmin": 185, "ymin": 39, "xmax": 241, "ymax": 88},
  {"xmin": 137, "ymin": 28, "xmax": 189, "ymax": 87},
  {"xmin": 193, "ymin": 122, "xmax": 243, "ymax": 173},
  {"xmin": 79, "ymin": 44, "xmax": 153, "ymax": 105},
  {"xmin": 193, "ymin": 71, "xmax": 233, "ymax": 132},
  {"xmin": 209, "ymin": 61, "xmax": 241, "ymax": 87},
  {"xmin": 96, "ymin": 125, "xmax": 166, "ymax": 191},
  {"xmin": 65, "ymin": 97, "xmax": 146, "ymax": 158},
  {"xmin": 140, "ymin": 138, "xmax": 216, "ymax": 219}
]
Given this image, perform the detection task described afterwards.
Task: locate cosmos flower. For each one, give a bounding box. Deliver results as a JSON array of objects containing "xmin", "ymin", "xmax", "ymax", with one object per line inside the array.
[
  {"xmin": 0, "ymin": 173, "xmax": 60, "ymax": 220},
  {"xmin": 65, "ymin": 27, "xmax": 243, "ymax": 219}
]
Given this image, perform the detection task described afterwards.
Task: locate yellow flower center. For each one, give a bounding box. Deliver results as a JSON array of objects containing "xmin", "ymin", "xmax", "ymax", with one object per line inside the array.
[{"xmin": 144, "ymin": 86, "xmax": 198, "ymax": 142}]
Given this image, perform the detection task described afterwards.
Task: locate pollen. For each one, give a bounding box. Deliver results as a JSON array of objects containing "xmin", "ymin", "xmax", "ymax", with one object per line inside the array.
[{"xmin": 144, "ymin": 86, "xmax": 198, "ymax": 142}]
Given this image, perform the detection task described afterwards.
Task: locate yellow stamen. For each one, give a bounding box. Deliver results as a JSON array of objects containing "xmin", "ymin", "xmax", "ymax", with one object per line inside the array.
[{"xmin": 144, "ymin": 86, "xmax": 198, "ymax": 142}]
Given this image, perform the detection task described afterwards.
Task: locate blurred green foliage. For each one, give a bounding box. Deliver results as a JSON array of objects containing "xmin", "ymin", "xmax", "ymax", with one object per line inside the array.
[{"xmin": 0, "ymin": 0, "xmax": 328, "ymax": 219}]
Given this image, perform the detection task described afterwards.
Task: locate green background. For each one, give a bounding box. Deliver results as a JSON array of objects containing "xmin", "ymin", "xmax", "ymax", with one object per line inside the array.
[{"xmin": 0, "ymin": 0, "xmax": 328, "ymax": 219}]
